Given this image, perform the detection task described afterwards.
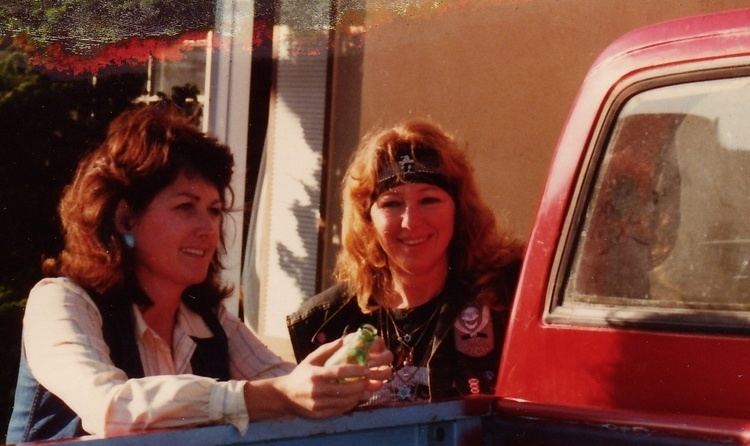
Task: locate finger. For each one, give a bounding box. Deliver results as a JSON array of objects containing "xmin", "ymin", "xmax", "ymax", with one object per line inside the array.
[
  {"xmin": 368, "ymin": 337, "xmax": 386, "ymax": 353},
  {"xmin": 335, "ymin": 382, "xmax": 368, "ymax": 400},
  {"xmin": 313, "ymin": 363, "xmax": 369, "ymax": 382},
  {"xmin": 366, "ymin": 378, "xmax": 387, "ymax": 392},
  {"xmin": 302, "ymin": 337, "xmax": 344, "ymax": 365},
  {"xmin": 303, "ymin": 385, "xmax": 365, "ymax": 418},
  {"xmin": 367, "ymin": 364, "xmax": 393, "ymax": 381},
  {"xmin": 335, "ymin": 364, "xmax": 370, "ymax": 380},
  {"xmin": 367, "ymin": 348, "xmax": 393, "ymax": 368},
  {"xmin": 313, "ymin": 374, "xmax": 368, "ymax": 397}
]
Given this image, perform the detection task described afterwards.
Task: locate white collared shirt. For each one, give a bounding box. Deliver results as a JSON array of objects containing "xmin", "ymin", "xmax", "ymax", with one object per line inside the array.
[{"xmin": 22, "ymin": 277, "xmax": 294, "ymax": 437}]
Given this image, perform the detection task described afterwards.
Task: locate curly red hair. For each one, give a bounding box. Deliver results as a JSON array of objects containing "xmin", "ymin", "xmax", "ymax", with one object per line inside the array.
[
  {"xmin": 334, "ymin": 119, "xmax": 523, "ymax": 311},
  {"xmin": 44, "ymin": 103, "xmax": 234, "ymax": 304}
]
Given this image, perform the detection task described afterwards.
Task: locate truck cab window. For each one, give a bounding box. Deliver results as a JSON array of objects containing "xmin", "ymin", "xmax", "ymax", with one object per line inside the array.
[{"xmin": 561, "ymin": 75, "xmax": 750, "ymax": 329}]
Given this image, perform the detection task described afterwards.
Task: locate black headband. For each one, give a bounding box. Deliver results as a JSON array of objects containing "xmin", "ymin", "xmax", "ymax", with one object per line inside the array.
[{"xmin": 374, "ymin": 145, "xmax": 450, "ymax": 196}]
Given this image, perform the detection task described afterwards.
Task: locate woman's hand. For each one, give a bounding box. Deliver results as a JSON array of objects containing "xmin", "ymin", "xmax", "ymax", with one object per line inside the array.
[
  {"xmin": 279, "ymin": 338, "xmax": 370, "ymax": 418},
  {"xmin": 362, "ymin": 336, "xmax": 394, "ymax": 389},
  {"xmin": 244, "ymin": 336, "xmax": 393, "ymax": 420}
]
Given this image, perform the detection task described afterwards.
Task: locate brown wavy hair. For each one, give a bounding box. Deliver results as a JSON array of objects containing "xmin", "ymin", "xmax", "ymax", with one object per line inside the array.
[
  {"xmin": 43, "ymin": 103, "xmax": 235, "ymax": 305},
  {"xmin": 334, "ymin": 119, "xmax": 523, "ymax": 311}
]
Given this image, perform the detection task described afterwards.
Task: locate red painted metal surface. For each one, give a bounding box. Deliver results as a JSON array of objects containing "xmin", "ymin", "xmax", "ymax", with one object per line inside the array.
[
  {"xmin": 496, "ymin": 399, "xmax": 750, "ymax": 444},
  {"xmin": 496, "ymin": 6, "xmax": 750, "ymax": 429}
]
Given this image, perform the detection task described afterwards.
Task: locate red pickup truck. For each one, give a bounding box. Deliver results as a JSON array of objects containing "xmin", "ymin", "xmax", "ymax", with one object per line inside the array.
[
  {"xmin": 29, "ymin": 7, "xmax": 750, "ymax": 446},
  {"xmin": 494, "ymin": 6, "xmax": 750, "ymax": 445}
]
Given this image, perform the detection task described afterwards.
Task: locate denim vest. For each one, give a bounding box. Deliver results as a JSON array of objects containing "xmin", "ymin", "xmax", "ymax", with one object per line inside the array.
[{"xmin": 6, "ymin": 292, "xmax": 230, "ymax": 444}]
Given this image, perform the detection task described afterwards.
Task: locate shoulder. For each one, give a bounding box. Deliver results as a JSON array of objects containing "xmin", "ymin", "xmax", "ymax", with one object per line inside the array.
[
  {"xmin": 286, "ymin": 283, "xmax": 353, "ymax": 324},
  {"xmin": 31, "ymin": 276, "xmax": 89, "ymax": 294},
  {"xmin": 26, "ymin": 277, "xmax": 98, "ymax": 313},
  {"xmin": 497, "ymin": 257, "xmax": 523, "ymax": 296},
  {"xmin": 214, "ymin": 302, "xmax": 249, "ymax": 335},
  {"xmin": 24, "ymin": 277, "xmax": 103, "ymax": 332}
]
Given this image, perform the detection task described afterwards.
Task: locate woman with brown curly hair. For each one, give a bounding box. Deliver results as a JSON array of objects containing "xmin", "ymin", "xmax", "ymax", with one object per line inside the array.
[
  {"xmin": 7, "ymin": 104, "xmax": 391, "ymax": 443},
  {"xmin": 287, "ymin": 119, "xmax": 523, "ymax": 404}
]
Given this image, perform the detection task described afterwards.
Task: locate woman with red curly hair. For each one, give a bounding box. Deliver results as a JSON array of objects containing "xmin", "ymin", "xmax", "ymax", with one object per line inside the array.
[
  {"xmin": 287, "ymin": 119, "xmax": 523, "ymax": 403},
  {"xmin": 7, "ymin": 104, "xmax": 391, "ymax": 443}
]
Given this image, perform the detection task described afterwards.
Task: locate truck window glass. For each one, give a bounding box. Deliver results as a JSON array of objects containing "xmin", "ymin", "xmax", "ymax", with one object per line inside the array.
[{"xmin": 563, "ymin": 76, "xmax": 750, "ymax": 322}]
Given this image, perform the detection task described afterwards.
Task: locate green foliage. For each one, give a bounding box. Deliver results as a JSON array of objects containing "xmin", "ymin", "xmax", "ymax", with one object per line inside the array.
[
  {"xmin": 0, "ymin": 0, "xmax": 216, "ymax": 55},
  {"xmin": 0, "ymin": 43, "xmax": 41, "ymax": 104}
]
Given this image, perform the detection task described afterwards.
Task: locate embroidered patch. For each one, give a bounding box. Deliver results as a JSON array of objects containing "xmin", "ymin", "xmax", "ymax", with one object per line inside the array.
[
  {"xmin": 398, "ymin": 154, "xmax": 416, "ymax": 173},
  {"xmin": 468, "ymin": 377, "xmax": 481, "ymax": 394},
  {"xmin": 453, "ymin": 303, "xmax": 494, "ymax": 357}
]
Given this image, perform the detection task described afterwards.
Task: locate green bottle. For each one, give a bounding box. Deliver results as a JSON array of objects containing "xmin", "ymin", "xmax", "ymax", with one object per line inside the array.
[{"xmin": 325, "ymin": 324, "xmax": 378, "ymax": 366}]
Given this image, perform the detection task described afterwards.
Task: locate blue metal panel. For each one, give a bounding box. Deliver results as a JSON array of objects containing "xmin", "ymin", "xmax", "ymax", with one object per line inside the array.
[{"xmin": 39, "ymin": 399, "xmax": 492, "ymax": 446}]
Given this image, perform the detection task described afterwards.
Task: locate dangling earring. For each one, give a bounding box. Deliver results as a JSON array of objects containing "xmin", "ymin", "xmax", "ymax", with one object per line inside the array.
[{"xmin": 123, "ymin": 233, "xmax": 135, "ymax": 249}]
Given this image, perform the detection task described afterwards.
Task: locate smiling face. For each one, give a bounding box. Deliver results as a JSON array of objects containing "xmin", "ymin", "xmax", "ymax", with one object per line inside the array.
[
  {"xmin": 369, "ymin": 182, "xmax": 455, "ymax": 280},
  {"xmin": 127, "ymin": 171, "xmax": 223, "ymax": 295}
]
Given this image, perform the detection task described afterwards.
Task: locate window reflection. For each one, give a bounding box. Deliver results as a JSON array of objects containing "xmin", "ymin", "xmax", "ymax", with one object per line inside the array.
[{"xmin": 566, "ymin": 76, "xmax": 750, "ymax": 313}]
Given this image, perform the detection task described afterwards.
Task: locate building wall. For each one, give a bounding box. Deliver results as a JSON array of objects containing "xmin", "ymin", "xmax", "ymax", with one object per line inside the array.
[{"xmin": 320, "ymin": 0, "xmax": 750, "ymax": 287}]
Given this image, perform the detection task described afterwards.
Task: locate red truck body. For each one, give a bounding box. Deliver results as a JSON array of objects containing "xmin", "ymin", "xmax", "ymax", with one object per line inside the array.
[{"xmin": 498, "ymin": 7, "xmax": 750, "ymax": 443}]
